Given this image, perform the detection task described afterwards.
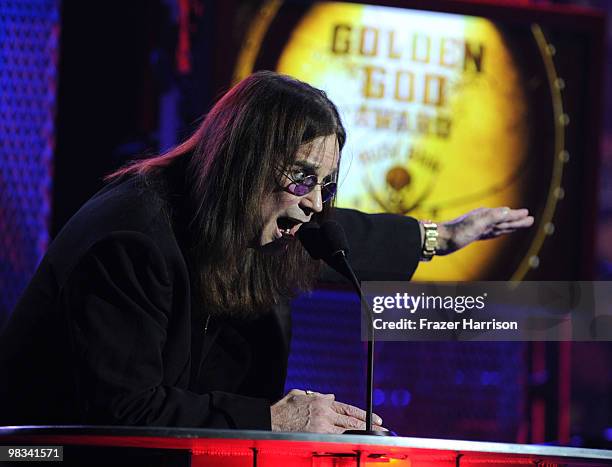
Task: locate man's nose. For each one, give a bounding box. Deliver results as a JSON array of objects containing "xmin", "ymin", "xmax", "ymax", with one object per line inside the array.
[{"xmin": 299, "ymin": 185, "xmax": 323, "ymax": 214}]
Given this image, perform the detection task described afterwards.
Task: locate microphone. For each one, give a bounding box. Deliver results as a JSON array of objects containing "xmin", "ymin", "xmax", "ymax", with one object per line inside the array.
[
  {"xmin": 298, "ymin": 221, "xmax": 392, "ymax": 436},
  {"xmin": 320, "ymin": 221, "xmax": 350, "ymax": 258},
  {"xmin": 298, "ymin": 221, "xmax": 351, "ymax": 276},
  {"xmin": 296, "ymin": 222, "xmax": 326, "ymax": 260}
]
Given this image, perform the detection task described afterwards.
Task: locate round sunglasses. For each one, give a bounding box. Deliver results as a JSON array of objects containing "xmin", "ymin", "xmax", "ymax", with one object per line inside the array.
[{"xmin": 281, "ymin": 170, "xmax": 337, "ymax": 203}]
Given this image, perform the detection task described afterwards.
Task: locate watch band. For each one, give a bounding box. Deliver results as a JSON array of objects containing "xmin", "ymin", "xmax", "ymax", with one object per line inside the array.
[{"xmin": 421, "ymin": 221, "xmax": 438, "ymax": 262}]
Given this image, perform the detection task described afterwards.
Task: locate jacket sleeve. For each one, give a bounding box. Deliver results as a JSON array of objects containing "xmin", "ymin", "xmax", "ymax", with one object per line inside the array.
[
  {"xmin": 61, "ymin": 231, "xmax": 271, "ymax": 429},
  {"xmin": 319, "ymin": 208, "xmax": 423, "ymax": 282}
]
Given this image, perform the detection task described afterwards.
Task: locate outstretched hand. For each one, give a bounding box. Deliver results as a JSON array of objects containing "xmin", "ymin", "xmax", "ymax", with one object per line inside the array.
[{"xmin": 434, "ymin": 207, "xmax": 534, "ymax": 256}]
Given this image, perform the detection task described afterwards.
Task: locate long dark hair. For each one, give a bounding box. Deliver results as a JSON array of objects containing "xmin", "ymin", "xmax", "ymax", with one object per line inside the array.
[{"xmin": 108, "ymin": 71, "xmax": 346, "ymax": 317}]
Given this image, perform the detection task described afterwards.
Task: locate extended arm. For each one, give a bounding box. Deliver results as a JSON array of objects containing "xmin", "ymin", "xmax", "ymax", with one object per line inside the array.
[{"xmin": 328, "ymin": 206, "xmax": 534, "ymax": 281}]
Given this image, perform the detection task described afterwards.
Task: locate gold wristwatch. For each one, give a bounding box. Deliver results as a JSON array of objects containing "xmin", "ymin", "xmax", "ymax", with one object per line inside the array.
[{"xmin": 420, "ymin": 221, "xmax": 439, "ymax": 262}]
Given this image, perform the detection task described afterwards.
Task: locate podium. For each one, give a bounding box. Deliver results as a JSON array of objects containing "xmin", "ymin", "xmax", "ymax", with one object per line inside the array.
[{"xmin": 1, "ymin": 426, "xmax": 611, "ymax": 466}]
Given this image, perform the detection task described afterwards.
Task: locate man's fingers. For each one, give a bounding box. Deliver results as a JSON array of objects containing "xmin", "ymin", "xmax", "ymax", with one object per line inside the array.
[
  {"xmin": 332, "ymin": 401, "xmax": 383, "ymax": 425},
  {"xmin": 332, "ymin": 401, "xmax": 366, "ymax": 421},
  {"xmin": 496, "ymin": 216, "xmax": 534, "ymax": 230},
  {"xmin": 328, "ymin": 425, "xmax": 345, "ymax": 434},
  {"xmin": 334, "ymin": 413, "xmax": 366, "ymax": 430},
  {"xmin": 373, "ymin": 425, "xmax": 390, "ymax": 432},
  {"xmin": 497, "ymin": 207, "xmax": 530, "ymax": 221},
  {"xmin": 332, "ymin": 413, "xmax": 388, "ymax": 431}
]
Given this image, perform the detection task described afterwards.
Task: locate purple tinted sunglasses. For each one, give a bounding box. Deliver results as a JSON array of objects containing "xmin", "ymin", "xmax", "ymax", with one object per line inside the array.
[{"xmin": 282, "ymin": 170, "xmax": 337, "ymax": 203}]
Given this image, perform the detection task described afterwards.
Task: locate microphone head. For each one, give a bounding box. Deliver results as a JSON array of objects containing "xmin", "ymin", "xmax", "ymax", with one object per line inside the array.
[
  {"xmin": 297, "ymin": 222, "xmax": 324, "ymax": 260},
  {"xmin": 320, "ymin": 220, "xmax": 350, "ymax": 257},
  {"xmin": 299, "ymin": 220, "xmax": 354, "ymax": 283}
]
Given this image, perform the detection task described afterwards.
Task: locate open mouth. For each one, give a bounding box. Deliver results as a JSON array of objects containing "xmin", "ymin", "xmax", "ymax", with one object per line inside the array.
[{"xmin": 276, "ymin": 216, "xmax": 304, "ymax": 239}]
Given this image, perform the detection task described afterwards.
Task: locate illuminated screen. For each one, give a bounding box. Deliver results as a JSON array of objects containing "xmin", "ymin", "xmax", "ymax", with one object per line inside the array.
[{"xmin": 234, "ymin": 0, "xmax": 599, "ymax": 281}]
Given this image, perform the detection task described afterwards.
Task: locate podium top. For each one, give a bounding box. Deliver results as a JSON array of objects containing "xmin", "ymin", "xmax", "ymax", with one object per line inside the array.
[{"xmin": 1, "ymin": 426, "xmax": 611, "ymax": 462}]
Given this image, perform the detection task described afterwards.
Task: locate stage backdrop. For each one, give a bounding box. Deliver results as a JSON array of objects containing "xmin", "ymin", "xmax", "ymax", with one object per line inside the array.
[
  {"xmin": 0, "ymin": 0, "xmax": 60, "ymax": 328},
  {"xmin": 232, "ymin": 0, "xmax": 603, "ymax": 282}
]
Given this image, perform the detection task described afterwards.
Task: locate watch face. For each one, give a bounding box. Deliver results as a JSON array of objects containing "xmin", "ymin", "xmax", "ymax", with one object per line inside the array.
[
  {"xmin": 424, "ymin": 225, "xmax": 438, "ymax": 252},
  {"xmin": 234, "ymin": 1, "xmax": 598, "ymax": 280}
]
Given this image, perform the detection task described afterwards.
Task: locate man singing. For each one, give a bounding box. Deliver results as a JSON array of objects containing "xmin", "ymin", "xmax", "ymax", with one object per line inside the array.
[{"xmin": 0, "ymin": 71, "xmax": 533, "ymax": 432}]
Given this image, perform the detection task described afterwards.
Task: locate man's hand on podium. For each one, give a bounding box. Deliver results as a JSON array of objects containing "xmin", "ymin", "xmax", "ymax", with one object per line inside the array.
[{"xmin": 271, "ymin": 389, "xmax": 385, "ymax": 433}]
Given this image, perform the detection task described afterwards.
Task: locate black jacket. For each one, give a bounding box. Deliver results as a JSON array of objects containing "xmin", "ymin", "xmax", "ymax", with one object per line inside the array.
[{"xmin": 0, "ymin": 176, "xmax": 421, "ymax": 429}]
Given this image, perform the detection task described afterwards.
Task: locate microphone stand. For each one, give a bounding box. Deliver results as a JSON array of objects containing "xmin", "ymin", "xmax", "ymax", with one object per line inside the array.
[{"xmin": 331, "ymin": 251, "xmax": 392, "ymax": 436}]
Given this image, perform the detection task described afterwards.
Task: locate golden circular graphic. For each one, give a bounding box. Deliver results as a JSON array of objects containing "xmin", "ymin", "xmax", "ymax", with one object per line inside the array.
[{"xmin": 235, "ymin": 1, "xmax": 565, "ymax": 281}]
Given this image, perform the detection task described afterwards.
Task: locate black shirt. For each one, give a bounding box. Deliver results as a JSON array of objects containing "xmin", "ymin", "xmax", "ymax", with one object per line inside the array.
[{"xmin": 0, "ymin": 175, "xmax": 421, "ymax": 429}]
